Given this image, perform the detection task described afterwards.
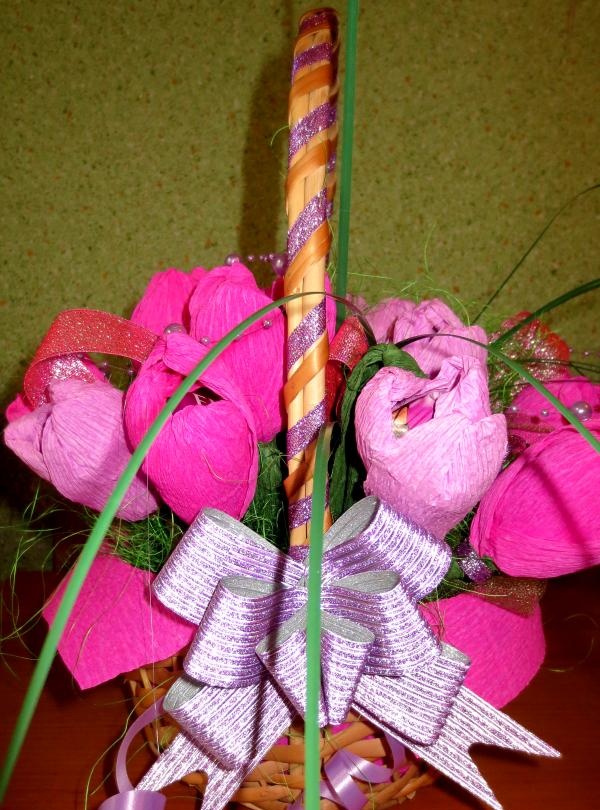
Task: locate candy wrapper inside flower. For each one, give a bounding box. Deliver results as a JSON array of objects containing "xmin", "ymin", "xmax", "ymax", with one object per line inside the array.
[
  {"xmin": 355, "ymin": 355, "xmax": 507, "ymax": 539},
  {"xmin": 4, "ymin": 378, "xmax": 158, "ymax": 521},
  {"xmin": 366, "ymin": 297, "xmax": 487, "ymax": 375}
]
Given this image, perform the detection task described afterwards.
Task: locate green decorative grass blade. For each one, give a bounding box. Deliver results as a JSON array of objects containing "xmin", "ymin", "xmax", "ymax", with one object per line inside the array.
[
  {"xmin": 486, "ymin": 344, "xmax": 600, "ymax": 452},
  {"xmin": 492, "ymin": 278, "xmax": 600, "ymax": 347},
  {"xmin": 305, "ymin": 426, "xmax": 331, "ymax": 810},
  {"xmin": 474, "ymin": 183, "xmax": 599, "ymax": 322},
  {"xmin": 335, "ymin": 0, "xmax": 360, "ymax": 328},
  {"xmin": 0, "ymin": 292, "xmax": 305, "ymax": 802}
]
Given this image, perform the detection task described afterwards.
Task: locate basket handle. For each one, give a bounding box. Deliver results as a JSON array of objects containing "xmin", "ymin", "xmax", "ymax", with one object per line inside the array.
[{"xmin": 284, "ymin": 8, "xmax": 339, "ymax": 546}]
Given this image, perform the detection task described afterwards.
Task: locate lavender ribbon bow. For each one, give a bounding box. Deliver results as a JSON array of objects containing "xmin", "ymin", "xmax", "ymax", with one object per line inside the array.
[{"xmin": 136, "ymin": 498, "xmax": 558, "ymax": 810}]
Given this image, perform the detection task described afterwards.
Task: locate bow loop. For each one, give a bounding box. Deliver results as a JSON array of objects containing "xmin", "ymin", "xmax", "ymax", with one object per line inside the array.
[
  {"xmin": 324, "ymin": 579, "xmax": 440, "ymax": 676},
  {"xmin": 164, "ymin": 677, "xmax": 293, "ymax": 770},
  {"xmin": 184, "ymin": 577, "xmax": 296, "ymax": 687},
  {"xmin": 257, "ymin": 611, "xmax": 328, "ymax": 726},
  {"xmin": 321, "ymin": 616, "xmax": 374, "ymax": 724},
  {"xmin": 154, "ymin": 509, "xmax": 302, "ymax": 624}
]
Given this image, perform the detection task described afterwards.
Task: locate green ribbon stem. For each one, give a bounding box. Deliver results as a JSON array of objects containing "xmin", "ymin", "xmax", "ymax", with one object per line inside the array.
[{"xmin": 305, "ymin": 426, "xmax": 332, "ymax": 810}]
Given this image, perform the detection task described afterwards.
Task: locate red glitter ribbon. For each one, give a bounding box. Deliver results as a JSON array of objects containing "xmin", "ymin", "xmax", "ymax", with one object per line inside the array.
[{"xmin": 23, "ymin": 309, "xmax": 157, "ymax": 406}]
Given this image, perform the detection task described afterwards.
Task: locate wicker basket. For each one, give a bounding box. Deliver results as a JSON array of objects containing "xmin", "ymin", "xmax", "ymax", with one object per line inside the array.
[
  {"xmin": 126, "ymin": 655, "xmax": 438, "ymax": 809},
  {"xmin": 126, "ymin": 8, "xmax": 437, "ymax": 808}
]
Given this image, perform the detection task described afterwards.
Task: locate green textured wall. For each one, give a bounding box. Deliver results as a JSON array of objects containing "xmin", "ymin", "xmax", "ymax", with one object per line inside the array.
[{"xmin": 1, "ymin": 0, "xmax": 598, "ymax": 574}]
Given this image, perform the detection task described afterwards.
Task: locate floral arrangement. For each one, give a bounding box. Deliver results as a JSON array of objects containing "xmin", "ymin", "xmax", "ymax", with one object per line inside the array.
[
  {"xmin": 4, "ymin": 261, "xmax": 600, "ymax": 806},
  {"xmin": 2, "ymin": 6, "xmax": 599, "ymax": 810}
]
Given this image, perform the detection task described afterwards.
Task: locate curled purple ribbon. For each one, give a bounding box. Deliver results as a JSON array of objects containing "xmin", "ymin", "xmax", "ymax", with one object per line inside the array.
[
  {"xmin": 99, "ymin": 702, "xmax": 166, "ymax": 810},
  {"xmin": 104, "ymin": 498, "xmax": 558, "ymax": 810}
]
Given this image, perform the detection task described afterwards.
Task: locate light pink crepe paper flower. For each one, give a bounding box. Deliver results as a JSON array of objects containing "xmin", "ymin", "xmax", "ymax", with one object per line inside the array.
[
  {"xmin": 43, "ymin": 552, "xmax": 195, "ymax": 689},
  {"xmin": 420, "ymin": 594, "xmax": 545, "ymax": 708},
  {"xmin": 366, "ymin": 297, "xmax": 487, "ymax": 376},
  {"xmin": 470, "ymin": 418, "xmax": 600, "ymax": 578},
  {"xmin": 130, "ymin": 266, "xmax": 207, "ymax": 335},
  {"xmin": 356, "ymin": 356, "xmax": 507, "ymax": 538},
  {"xmin": 507, "ymin": 376, "xmax": 600, "ymax": 449},
  {"xmin": 124, "ymin": 331, "xmax": 258, "ymax": 524},
  {"xmin": 4, "ymin": 378, "xmax": 158, "ymax": 521}
]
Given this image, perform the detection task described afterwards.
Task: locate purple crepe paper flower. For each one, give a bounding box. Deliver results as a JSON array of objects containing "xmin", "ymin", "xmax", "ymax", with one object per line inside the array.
[
  {"xmin": 420, "ymin": 593, "xmax": 545, "ymax": 708},
  {"xmin": 4, "ymin": 378, "xmax": 158, "ymax": 521},
  {"xmin": 131, "ymin": 262, "xmax": 286, "ymax": 442},
  {"xmin": 124, "ymin": 331, "xmax": 259, "ymax": 524},
  {"xmin": 470, "ymin": 417, "xmax": 600, "ymax": 578},
  {"xmin": 366, "ymin": 297, "xmax": 487, "ymax": 376},
  {"xmin": 355, "ymin": 356, "xmax": 507, "ymax": 539}
]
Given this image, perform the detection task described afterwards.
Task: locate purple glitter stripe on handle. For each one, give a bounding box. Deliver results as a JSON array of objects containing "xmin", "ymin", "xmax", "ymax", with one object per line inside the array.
[
  {"xmin": 288, "ymin": 496, "xmax": 313, "ymax": 529},
  {"xmin": 292, "ymin": 42, "xmax": 332, "ymax": 77},
  {"xmin": 288, "ymin": 488, "xmax": 330, "ymax": 530},
  {"xmin": 287, "ymin": 399, "xmax": 326, "ymax": 459},
  {"xmin": 287, "ymin": 189, "xmax": 328, "ymax": 262},
  {"xmin": 289, "ymin": 103, "xmax": 337, "ymax": 161},
  {"xmin": 299, "ymin": 10, "xmax": 335, "ymax": 34},
  {"xmin": 287, "ymin": 299, "xmax": 326, "ymax": 371}
]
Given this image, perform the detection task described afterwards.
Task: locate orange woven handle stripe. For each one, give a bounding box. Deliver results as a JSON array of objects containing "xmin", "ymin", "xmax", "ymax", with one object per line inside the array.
[{"xmin": 284, "ymin": 8, "xmax": 339, "ymax": 546}]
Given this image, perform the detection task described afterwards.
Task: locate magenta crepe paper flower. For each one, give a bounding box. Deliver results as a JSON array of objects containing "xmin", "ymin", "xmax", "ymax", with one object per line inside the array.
[
  {"xmin": 470, "ymin": 418, "xmax": 600, "ymax": 578},
  {"xmin": 130, "ymin": 266, "xmax": 207, "ymax": 335},
  {"xmin": 124, "ymin": 331, "xmax": 259, "ymax": 524},
  {"xmin": 507, "ymin": 376, "xmax": 600, "ymax": 451},
  {"xmin": 420, "ymin": 594, "xmax": 545, "ymax": 708},
  {"xmin": 43, "ymin": 551, "xmax": 196, "ymax": 689},
  {"xmin": 4, "ymin": 378, "xmax": 158, "ymax": 521},
  {"xmin": 132, "ymin": 262, "xmax": 286, "ymax": 442},
  {"xmin": 366, "ymin": 297, "xmax": 487, "ymax": 376},
  {"xmin": 356, "ymin": 356, "xmax": 507, "ymax": 539}
]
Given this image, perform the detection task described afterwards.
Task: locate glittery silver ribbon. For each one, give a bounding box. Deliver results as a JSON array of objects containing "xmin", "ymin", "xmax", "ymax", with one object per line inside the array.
[{"xmin": 136, "ymin": 498, "xmax": 558, "ymax": 810}]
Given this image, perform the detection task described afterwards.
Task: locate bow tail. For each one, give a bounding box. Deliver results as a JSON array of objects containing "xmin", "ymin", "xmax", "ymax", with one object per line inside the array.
[
  {"xmin": 355, "ymin": 686, "xmax": 559, "ymax": 810},
  {"xmin": 408, "ymin": 687, "xmax": 559, "ymax": 810},
  {"xmin": 137, "ymin": 681, "xmax": 294, "ymax": 810}
]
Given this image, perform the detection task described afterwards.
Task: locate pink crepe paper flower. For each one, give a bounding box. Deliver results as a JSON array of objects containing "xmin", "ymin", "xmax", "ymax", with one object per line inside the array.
[
  {"xmin": 366, "ymin": 297, "xmax": 487, "ymax": 376},
  {"xmin": 356, "ymin": 356, "xmax": 506, "ymax": 539},
  {"xmin": 124, "ymin": 331, "xmax": 259, "ymax": 524},
  {"xmin": 132, "ymin": 262, "xmax": 286, "ymax": 442},
  {"xmin": 420, "ymin": 593, "xmax": 545, "ymax": 708},
  {"xmin": 507, "ymin": 376, "xmax": 600, "ymax": 452},
  {"xmin": 470, "ymin": 418, "xmax": 600, "ymax": 578},
  {"xmin": 43, "ymin": 551, "xmax": 196, "ymax": 689},
  {"xmin": 4, "ymin": 378, "xmax": 158, "ymax": 521}
]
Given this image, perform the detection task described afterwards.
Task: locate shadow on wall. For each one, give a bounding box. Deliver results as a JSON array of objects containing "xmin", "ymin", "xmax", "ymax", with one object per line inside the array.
[{"xmin": 238, "ymin": 1, "xmax": 293, "ymax": 288}]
